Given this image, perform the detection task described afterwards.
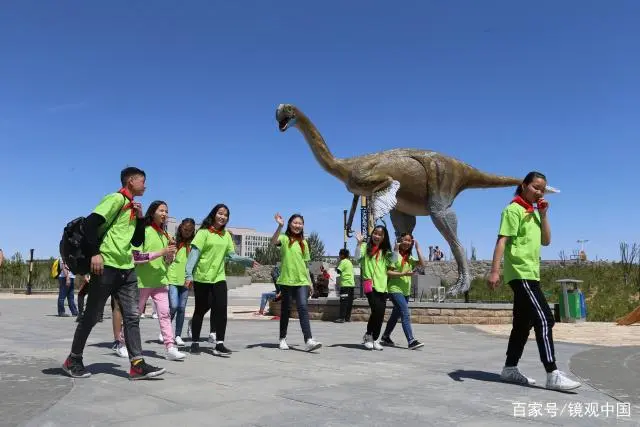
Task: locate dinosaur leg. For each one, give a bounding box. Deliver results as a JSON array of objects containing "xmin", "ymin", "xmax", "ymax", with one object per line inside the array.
[
  {"xmin": 427, "ymin": 196, "xmax": 471, "ymax": 298},
  {"xmin": 390, "ymin": 209, "xmax": 416, "ymax": 243}
]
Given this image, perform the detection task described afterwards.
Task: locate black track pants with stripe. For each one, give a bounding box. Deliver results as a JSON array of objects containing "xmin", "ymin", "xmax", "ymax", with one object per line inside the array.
[{"xmin": 506, "ymin": 279, "xmax": 557, "ymax": 371}]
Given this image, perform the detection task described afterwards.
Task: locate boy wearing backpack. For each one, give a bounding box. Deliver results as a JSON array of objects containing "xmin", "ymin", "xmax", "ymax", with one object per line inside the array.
[{"xmin": 62, "ymin": 167, "xmax": 166, "ymax": 380}]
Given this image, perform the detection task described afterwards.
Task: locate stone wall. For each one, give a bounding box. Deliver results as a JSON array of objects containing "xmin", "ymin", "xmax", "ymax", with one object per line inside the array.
[
  {"xmin": 269, "ymin": 298, "xmax": 513, "ymax": 325},
  {"xmin": 249, "ymin": 260, "xmax": 568, "ymax": 285},
  {"xmin": 420, "ymin": 260, "xmax": 566, "ymax": 283}
]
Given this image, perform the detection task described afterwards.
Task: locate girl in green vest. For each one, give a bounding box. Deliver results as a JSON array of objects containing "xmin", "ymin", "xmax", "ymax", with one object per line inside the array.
[
  {"xmin": 271, "ymin": 213, "xmax": 322, "ymax": 352},
  {"xmin": 166, "ymin": 218, "xmax": 195, "ymax": 346},
  {"xmin": 380, "ymin": 232, "xmax": 425, "ymax": 349},
  {"xmin": 488, "ymin": 171, "xmax": 581, "ymax": 391},
  {"xmin": 133, "ymin": 201, "xmax": 185, "ymax": 361},
  {"xmin": 185, "ymin": 204, "xmax": 257, "ymax": 356},
  {"xmin": 355, "ymin": 225, "xmax": 393, "ymax": 350}
]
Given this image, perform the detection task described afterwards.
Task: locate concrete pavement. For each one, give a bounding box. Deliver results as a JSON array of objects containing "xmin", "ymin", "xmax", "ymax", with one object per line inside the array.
[{"xmin": 0, "ymin": 297, "xmax": 638, "ymax": 427}]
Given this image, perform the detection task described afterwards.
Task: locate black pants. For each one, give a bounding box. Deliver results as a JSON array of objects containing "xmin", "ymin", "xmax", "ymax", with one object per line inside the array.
[
  {"xmin": 191, "ymin": 282, "xmax": 227, "ymax": 342},
  {"xmin": 280, "ymin": 285, "xmax": 312, "ymax": 342},
  {"xmin": 77, "ymin": 281, "xmax": 106, "ymax": 321},
  {"xmin": 71, "ymin": 266, "xmax": 143, "ymax": 360},
  {"xmin": 506, "ymin": 280, "xmax": 557, "ymax": 372},
  {"xmin": 366, "ymin": 290, "xmax": 387, "ymax": 340},
  {"xmin": 339, "ymin": 287, "xmax": 355, "ymax": 321}
]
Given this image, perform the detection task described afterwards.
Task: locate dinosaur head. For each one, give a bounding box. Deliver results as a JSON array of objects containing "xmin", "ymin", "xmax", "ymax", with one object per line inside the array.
[{"xmin": 276, "ymin": 104, "xmax": 298, "ymax": 132}]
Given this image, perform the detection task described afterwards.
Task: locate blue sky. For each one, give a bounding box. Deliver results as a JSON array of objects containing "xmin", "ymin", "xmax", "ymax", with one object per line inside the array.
[{"xmin": 1, "ymin": 1, "xmax": 638, "ymax": 263}]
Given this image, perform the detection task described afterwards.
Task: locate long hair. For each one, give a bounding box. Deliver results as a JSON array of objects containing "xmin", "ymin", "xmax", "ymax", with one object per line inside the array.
[
  {"xmin": 175, "ymin": 217, "xmax": 196, "ymax": 246},
  {"xmin": 515, "ymin": 171, "xmax": 547, "ymax": 196},
  {"xmin": 398, "ymin": 232, "xmax": 414, "ymax": 256},
  {"xmin": 367, "ymin": 225, "xmax": 392, "ymax": 256},
  {"xmin": 285, "ymin": 214, "xmax": 304, "ymax": 239},
  {"xmin": 200, "ymin": 204, "xmax": 230, "ymax": 231},
  {"xmin": 143, "ymin": 200, "xmax": 168, "ymax": 228}
]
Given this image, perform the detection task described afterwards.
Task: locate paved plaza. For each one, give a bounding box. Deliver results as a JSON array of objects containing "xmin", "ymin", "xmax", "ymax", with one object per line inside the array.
[{"xmin": 1, "ymin": 296, "xmax": 639, "ymax": 427}]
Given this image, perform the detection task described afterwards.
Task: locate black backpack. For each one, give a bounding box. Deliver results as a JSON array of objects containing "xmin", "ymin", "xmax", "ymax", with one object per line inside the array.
[{"xmin": 59, "ymin": 195, "xmax": 126, "ymax": 275}]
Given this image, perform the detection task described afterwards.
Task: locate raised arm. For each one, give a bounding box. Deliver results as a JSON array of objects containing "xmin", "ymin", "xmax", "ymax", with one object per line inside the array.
[
  {"xmin": 271, "ymin": 213, "xmax": 285, "ymax": 246},
  {"xmin": 414, "ymin": 239, "xmax": 426, "ymax": 267}
]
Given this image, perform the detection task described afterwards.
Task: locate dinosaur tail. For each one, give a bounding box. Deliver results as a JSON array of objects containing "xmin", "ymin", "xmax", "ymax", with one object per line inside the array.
[{"xmin": 464, "ymin": 168, "xmax": 560, "ymax": 193}]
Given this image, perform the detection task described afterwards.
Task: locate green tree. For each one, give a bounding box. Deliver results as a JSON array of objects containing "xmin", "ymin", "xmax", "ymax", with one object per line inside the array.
[
  {"xmin": 307, "ymin": 231, "xmax": 325, "ymax": 261},
  {"xmin": 253, "ymin": 244, "xmax": 280, "ymax": 265}
]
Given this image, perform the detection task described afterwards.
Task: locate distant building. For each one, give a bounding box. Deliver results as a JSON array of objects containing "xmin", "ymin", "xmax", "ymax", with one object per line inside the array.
[{"xmin": 165, "ymin": 217, "xmax": 271, "ymax": 258}]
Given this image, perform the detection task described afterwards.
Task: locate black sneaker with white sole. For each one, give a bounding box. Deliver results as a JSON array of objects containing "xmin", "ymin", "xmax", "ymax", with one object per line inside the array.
[
  {"xmin": 62, "ymin": 356, "xmax": 91, "ymax": 378},
  {"xmin": 213, "ymin": 343, "xmax": 232, "ymax": 357},
  {"xmin": 129, "ymin": 359, "xmax": 166, "ymax": 380},
  {"xmin": 408, "ymin": 339, "xmax": 424, "ymax": 350},
  {"xmin": 380, "ymin": 336, "xmax": 395, "ymax": 346}
]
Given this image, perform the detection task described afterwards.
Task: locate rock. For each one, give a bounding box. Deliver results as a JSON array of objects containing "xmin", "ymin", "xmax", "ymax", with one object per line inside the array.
[{"xmin": 247, "ymin": 265, "xmax": 275, "ymax": 283}]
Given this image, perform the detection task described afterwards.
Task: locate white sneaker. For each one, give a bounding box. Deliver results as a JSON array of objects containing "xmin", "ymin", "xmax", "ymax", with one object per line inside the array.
[
  {"xmin": 114, "ymin": 342, "xmax": 128, "ymax": 358},
  {"xmin": 363, "ymin": 334, "xmax": 374, "ymax": 350},
  {"xmin": 372, "ymin": 340, "xmax": 384, "ymax": 351},
  {"xmin": 279, "ymin": 338, "xmax": 289, "ymax": 350},
  {"xmin": 165, "ymin": 345, "xmax": 186, "ymax": 361},
  {"xmin": 546, "ymin": 370, "xmax": 581, "ymax": 391},
  {"xmin": 305, "ymin": 338, "xmax": 322, "ymax": 352},
  {"xmin": 500, "ymin": 366, "xmax": 536, "ymax": 385},
  {"xmin": 158, "ymin": 333, "xmax": 164, "ymax": 343},
  {"xmin": 175, "ymin": 336, "xmax": 185, "ymax": 346},
  {"xmin": 152, "ymin": 312, "xmax": 158, "ymax": 319},
  {"xmin": 187, "ymin": 320, "xmax": 192, "ymax": 339},
  {"xmin": 208, "ymin": 333, "xmax": 217, "ymax": 344}
]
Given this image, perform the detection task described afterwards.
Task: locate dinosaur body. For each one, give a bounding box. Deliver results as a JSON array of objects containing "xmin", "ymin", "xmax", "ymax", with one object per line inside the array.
[{"xmin": 276, "ymin": 104, "xmax": 556, "ymax": 296}]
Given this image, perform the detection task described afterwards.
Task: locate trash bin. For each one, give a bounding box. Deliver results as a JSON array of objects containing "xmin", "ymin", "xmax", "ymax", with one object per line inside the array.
[{"xmin": 556, "ymin": 279, "xmax": 587, "ymax": 322}]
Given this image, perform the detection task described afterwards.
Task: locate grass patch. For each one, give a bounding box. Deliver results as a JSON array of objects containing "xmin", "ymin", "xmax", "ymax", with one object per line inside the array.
[{"xmin": 465, "ymin": 263, "xmax": 639, "ymax": 322}]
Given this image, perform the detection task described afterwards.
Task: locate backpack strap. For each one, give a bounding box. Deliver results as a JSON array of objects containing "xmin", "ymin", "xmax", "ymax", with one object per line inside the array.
[{"xmin": 100, "ymin": 193, "xmax": 129, "ymax": 239}]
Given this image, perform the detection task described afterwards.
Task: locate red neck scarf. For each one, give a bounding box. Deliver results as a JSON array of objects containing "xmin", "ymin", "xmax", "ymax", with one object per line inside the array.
[
  {"xmin": 288, "ymin": 235, "xmax": 305, "ymax": 254},
  {"xmin": 118, "ymin": 188, "xmax": 136, "ymax": 220},
  {"xmin": 369, "ymin": 245, "xmax": 381, "ymax": 261},
  {"xmin": 399, "ymin": 249, "xmax": 411, "ymax": 267},
  {"xmin": 209, "ymin": 226, "xmax": 225, "ymax": 237},
  {"xmin": 511, "ymin": 195, "xmax": 535, "ymax": 213},
  {"xmin": 150, "ymin": 222, "xmax": 169, "ymax": 240},
  {"xmin": 178, "ymin": 242, "xmax": 191, "ymax": 254}
]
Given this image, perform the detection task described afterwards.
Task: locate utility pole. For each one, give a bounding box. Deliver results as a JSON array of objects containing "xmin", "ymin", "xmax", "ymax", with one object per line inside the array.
[
  {"xmin": 26, "ymin": 249, "xmax": 34, "ymax": 295},
  {"xmin": 343, "ymin": 209, "xmax": 348, "ymax": 250}
]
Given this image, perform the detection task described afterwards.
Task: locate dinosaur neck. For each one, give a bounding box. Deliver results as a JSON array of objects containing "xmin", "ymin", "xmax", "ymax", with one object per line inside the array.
[{"xmin": 295, "ymin": 113, "xmax": 348, "ymax": 182}]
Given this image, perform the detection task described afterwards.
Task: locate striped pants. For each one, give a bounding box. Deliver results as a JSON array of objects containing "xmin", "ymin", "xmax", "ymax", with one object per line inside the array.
[{"xmin": 506, "ymin": 280, "xmax": 557, "ymax": 372}]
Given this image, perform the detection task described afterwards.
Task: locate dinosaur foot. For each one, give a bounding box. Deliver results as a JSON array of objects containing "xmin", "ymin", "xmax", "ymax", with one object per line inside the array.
[{"xmin": 446, "ymin": 274, "xmax": 471, "ymax": 298}]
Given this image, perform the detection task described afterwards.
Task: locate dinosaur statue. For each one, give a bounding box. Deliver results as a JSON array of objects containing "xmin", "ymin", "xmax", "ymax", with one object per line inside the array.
[{"xmin": 275, "ymin": 104, "xmax": 558, "ymax": 297}]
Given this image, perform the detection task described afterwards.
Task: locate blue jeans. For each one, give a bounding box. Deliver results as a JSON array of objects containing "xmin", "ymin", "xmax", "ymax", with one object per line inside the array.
[
  {"xmin": 280, "ymin": 285, "xmax": 312, "ymax": 342},
  {"xmin": 58, "ymin": 277, "xmax": 78, "ymax": 316},
  {"xmin": 169, "ymin": 285, "xmax": 189, "ymax": 337},
  {"xmin": 260, "ymin": 292, "xmax": 277, "ymax": 312},
  {"xmin": 383, "ymin": 293, "xmax": 414, "ymax": 343}
]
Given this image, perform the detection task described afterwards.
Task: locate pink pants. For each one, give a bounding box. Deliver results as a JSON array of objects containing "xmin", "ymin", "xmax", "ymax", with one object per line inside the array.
[{"xmin": 138, "ymin": 287, "xmax": 174, "ymax": 349}]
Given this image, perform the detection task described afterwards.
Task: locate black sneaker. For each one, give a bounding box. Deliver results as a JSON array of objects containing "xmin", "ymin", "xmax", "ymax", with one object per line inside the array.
[
  {"xmin": 128, "ymin": 359, "xmax": 166, "ymax": 380},
  {"xmin": 62, "ymin": 356, "xmax": 91, "ymax": 378},
  {"xmin": 380, "ymin": 336, "xmax": 395, "ymax": 346},
  {"xmin": 190, "ymin": 342, "xmax": 200, "ymax": 354},
  {"xmin": 213, "ymin": 343, "xmax": 232, "ymax": 357},
  {"xmin": 408, "ymin": 339, "xmax": 424, "ymax": 350}
]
